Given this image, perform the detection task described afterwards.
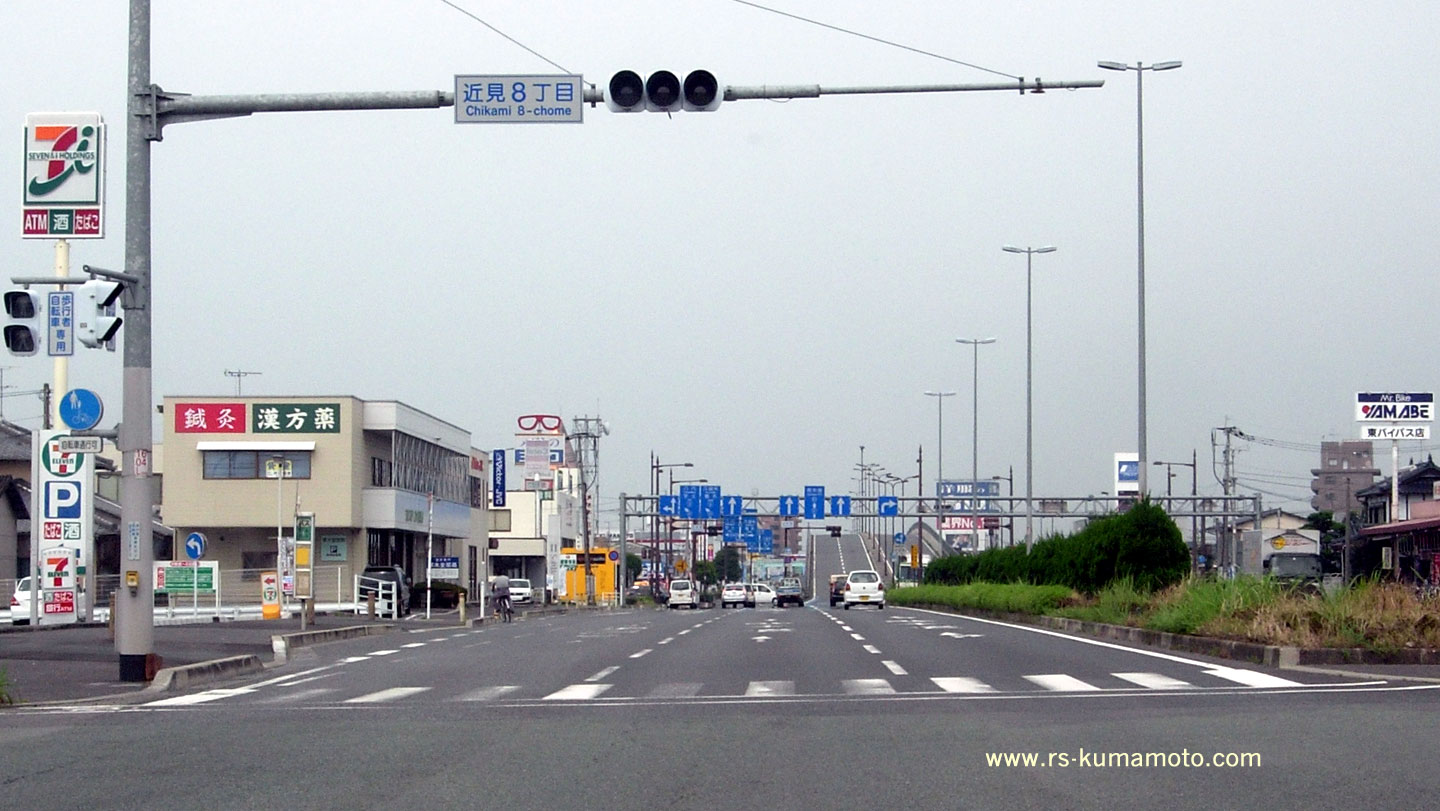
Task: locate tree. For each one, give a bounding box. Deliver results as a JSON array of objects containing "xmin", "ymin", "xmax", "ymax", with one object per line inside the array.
[
  {"xmin": 1304, "ymin": 511, "xmax": 1346, "ymax": 574},
  {"xmin": 714, "ymin": 546, "xmax": 743, "ymax": 583},
  {"xmin": 692, "ymin": 560, "xmax": 718, "ymax": 587},
  {"xmin": 625, "ymin": 553, "xmax": 642, "ymax": 585}
]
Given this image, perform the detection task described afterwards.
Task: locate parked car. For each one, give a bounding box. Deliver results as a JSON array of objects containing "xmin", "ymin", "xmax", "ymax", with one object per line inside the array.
[
  {"xmin": 720, "ymin": 582, "xmax": 747, "ymax": 608},
  {"xmin": 745, "ymin": 582, "xmax": 777, "ymax": 608},
  {"xmin": 667, "ymin": 579, "xmax": 699, "ymax": 609},
  {"xmin": 359, "ymin": 565, "xmax": 411, "ymax": 615},
  {"xmin": 842, "ymin": 569, "xmax": 885, "ymax": 610},
  {"xmin": 828, "ymin": 574, "xmax": 847, "ymax": 607},
  {"xmin": 9, "ymin": 576, "xmax": 34, "ymax": 625},
  {"xmin": 775, "ymin": 577, "xmax": 804, "ymax": 607},
  {"xmin": 510, "ymin": 578, "xmax": 534, "ymax": 604}
]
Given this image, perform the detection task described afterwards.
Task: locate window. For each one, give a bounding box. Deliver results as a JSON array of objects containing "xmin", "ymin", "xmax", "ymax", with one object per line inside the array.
[
  {"xmin": 372, "ymin": 457, "xmax": 393, "ymax": 487},
  {"xmin": 490, "ymin": 510, "xmax": 512, "ymax": 532},
  {"xmin": 240, "ymin": 550, "xmax": 277, "ymax": 581},
  {"xmin": 203, "ymin": 450, "xmax": 311, "ymax": 479}
]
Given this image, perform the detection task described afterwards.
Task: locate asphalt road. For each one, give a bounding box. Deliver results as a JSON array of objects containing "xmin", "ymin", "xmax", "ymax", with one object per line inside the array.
[{"xmin": 4, "ymin": 542, "xmax": 1438, "ymax": 809}]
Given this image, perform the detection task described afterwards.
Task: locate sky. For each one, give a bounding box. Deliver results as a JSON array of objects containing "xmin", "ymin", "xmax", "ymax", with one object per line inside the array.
[{"xmin": 3, "ymin": 1, "xmax": 1439, "ymax": 528}]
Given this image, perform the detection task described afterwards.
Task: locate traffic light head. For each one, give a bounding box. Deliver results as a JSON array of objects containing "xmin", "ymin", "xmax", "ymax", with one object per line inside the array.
[
  {"xmin": 827, "ymin": 525, "xmax": 842, "ymax": 538},
  {"xmin": 3, "ymin": 290, "xmax": 41, "ymax": 356},
  {"xmin": 77, "ymin": 279, "xmax": 123, "ymax": 349},
  {"xmin": 605, "ymin": 70, "xmax": 723, "ymax": 113}
]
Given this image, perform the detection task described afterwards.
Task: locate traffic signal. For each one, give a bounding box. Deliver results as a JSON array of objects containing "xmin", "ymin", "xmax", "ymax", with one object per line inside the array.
[
  {"xmin": 3, "ymin": 290, "xmax": 41, "ymax": 356},
  {"xmin": 605, "ymin": 70, "xmax": 723, "ymax": 113},
  {"xmin": 827, "ymin": 525, "xmax": 842, "ymax": 538},
  {"xmin": 76, "ymin": 279, "xmax": 122, "ymax": 350}
]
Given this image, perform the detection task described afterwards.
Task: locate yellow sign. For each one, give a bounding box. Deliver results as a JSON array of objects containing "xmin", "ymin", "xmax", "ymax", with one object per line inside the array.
[
  {"xmin": 676, "ymin": 559, "xmax": 687, "ymax": 574},
  {"xmin": 296, "ymin": 546, "xmax": 311, "ymax": 567},
  {"xmin": 910, "ymin": 545, "xmax": 919, "ymax": 568}
]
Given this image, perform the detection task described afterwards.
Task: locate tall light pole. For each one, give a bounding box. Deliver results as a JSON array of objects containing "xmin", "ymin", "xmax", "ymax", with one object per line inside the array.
[
  {"xmin": 651, "ymin": 459, "xmax": 692, "ymax": 582},
  {"xmin": 1002, "ymin": 244, "xmax": 1056, "ymax": 551},
  {"xmin": 924, "ymin": 391, "xmax": 957, "ymax": 549},
  {"xmin": 957, "ymin": 338, "xmax": 996, "ymax": 551},
  {"xmin": 1154, "ymin": 452, "xmax": 1198, "ymax": 565},
  {"xmin": 1098, "ymin": 58, "xmax": 1182, "ymax": 498}
]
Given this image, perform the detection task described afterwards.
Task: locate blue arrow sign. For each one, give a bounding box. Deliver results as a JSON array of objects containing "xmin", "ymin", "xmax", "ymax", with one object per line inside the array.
[
  {"xmin": 679, "ymin": 485, "xmax": 700, "ymax": 519},
  {"xmin": 877, "ymin": 495, "xmax": 898, "ymax": 516},
  {"xmin": 804, "ymin": 485, "xmax": 825, "ymax": 520},
  {"xmin": 721, "ymin": 495, "xmax": 744, "ymax": 517},
  {"xmin": 658, "ymin": 495, "xmax": 678, "ymax": 516},
  {"xmin": 830, "ymin": 495, "xmax": 852, "ymax": 517},
  {"xmin": 700, "ymin": 485, "xmax": 722, "ymax": 519},
  {"xmin": 184, "ymin": 532, "xmax": 207, "ymax": 561},
  {"xmin": 894, "ymin": 532, "xmax": 905, "ymax": 544},
  {"xmin": 779, "ymin": 495, "xmax": 800, "ymax": 516}
]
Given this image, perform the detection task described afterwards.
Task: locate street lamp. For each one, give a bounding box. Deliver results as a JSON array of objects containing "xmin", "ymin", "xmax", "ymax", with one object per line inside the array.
[
  {"xmin": 957, "ymin": 337, "xmax": 996, "ymax": 551},
  {"xmin": 1002, "ymin": 244, "xmax": 1056, "ymax": 551},
  {"xmin": 923, "ymin": 390, "xmax": 957, "ymax": 549},
  {"xmin": 1154, "ymin": 451, "xmax": 1198, "ymax": 563},
  {"xmin": 992, "ymin": 468, "xmax": 1014, "ymax": 547},
  {"xmin": 1098, "ymin": 58, "xmax": 1182, "ymax": 498},
  {"xmin": 650, "ymin": 458, "xmax": 693, "ymax": 583}
]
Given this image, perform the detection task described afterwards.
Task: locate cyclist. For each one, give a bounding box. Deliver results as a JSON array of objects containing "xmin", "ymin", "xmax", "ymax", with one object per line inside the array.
[{"xmin": 491, "ymin": 574, "xmax": 513, "ymax": 623}]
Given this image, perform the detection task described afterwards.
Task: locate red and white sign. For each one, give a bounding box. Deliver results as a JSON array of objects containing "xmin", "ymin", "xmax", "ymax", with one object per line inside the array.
[
  {"xmin": 174, "ymin": 402, "xmax": 247, "ymax": 433},
  {"xmin": 23, "ymin": 113, "xmax": 105, "ymax": 239},
  {"xmin": 940, "ymin": 515, "xmax": 1001, "ymax": 531},
  {"xmin": 44, "ymin": 590, "xmax": 75, "ymax": 614}
]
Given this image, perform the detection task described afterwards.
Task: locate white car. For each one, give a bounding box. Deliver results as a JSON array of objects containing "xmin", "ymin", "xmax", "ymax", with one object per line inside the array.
[
  {"xmin": 720, "ymin": 583, "xmax": 747, "ymax": 608},
  {"xmin": 744, "ymin": 582, "xmax": 777, "ymax": 608},
  {"xmin": 510, "ymin": 578, "xmax": 534, "ymax": 604},
  {"xmin": 9, "ymin": 576, "xmax": 34, "ymax": 625},
  {"xmin": 842, "ymin": 569, "xmax": 885, "ymax": 609},
  {"xmin": 667, "ymin": 579, "xmax": 699, "ymax": 609}
]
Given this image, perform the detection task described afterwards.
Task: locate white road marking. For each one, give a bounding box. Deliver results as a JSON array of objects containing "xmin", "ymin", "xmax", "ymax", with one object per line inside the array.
[
  {"xmin": 344, "ymin": 687, "xmax": 430, "ymax": 703},
  {"xmin": 841, "ymin": 626, "xmax": 854, "ymax": 632},
  {"xmin": 367, "ymin": 649, "xmax": 399, "ymax": 657},
  {"xmin": 932, "ymin": 677, "xmax": 997, "ymax": 694},
  {"xmin": 679, "ymin": 629, "xmax": 692, "ymax": 635},
  {"xmin": 253, "ymin": 667, "xmax": 329, "ymax": 688},
  {"xmin": 863, "ymin": 644, "xmax": 881, "ymax": 654},
  {"xmin": 340, "ymin": 656, "xmax": 370, "ymax": 664},
  {"xmin": 143, "ymin": 687, "xmax": 254, "ymax": 707},
  {"xmin": 882, "ymin": 660, "xmax": 908, "ymax": 676},
  {"xmin": 845, "ymin": 679, "xmax": 896, "ymax": 695},
  {"xmin": 543, "ymin": 684, "xmax": 613, "ymax": 700},
  {"xmin": 630, "ymin": 649, "xmax": 653, "ymax": 659},
  {"xmin": 745, "ymin": 680, "xmax": 794, "ymax": 697},
  {"xmin": 457, "ymin": 685, "xmax": 521, "ymax": 701},
  {"xmin": 850, "ymin": 633, "xmax": 866, "ymax": 641},
  {"xmin": 1025, "ymin": 674, "xmax": 1101, "ymax": 692},
  {"xmin": 1205, "ymin": 667, "xmax": 1304, "ymax": 688},
  {"xmin": 1113, "ymin": 672, "xmax": 1193, "ymax": 690},
  {"xmin": 401, "ymin": 643, "xmax": 427, "ymax": 649},
  {"xmin": 658, "ymin": 637, "xmax": 674, "ymax": 645},
  {"xmin": 586, "ymin": 666, "xmax": 619, "ymax": 682},
  {"xmin": 255, "ymin": 687, "xmax": 333, "ymax": 704}
]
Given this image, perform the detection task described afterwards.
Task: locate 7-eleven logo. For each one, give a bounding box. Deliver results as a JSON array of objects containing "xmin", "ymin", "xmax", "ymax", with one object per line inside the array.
[
  {"xmin": 42, "ymin": 439, "xmax": 82, "ymax": 476},
  {"xmin": 47, "ymin": 555, "xmax": 69, "ymax": 586}
]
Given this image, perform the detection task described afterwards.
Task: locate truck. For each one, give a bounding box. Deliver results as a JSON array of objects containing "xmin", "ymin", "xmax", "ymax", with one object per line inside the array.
[
  {"xmin": 774, "ymin": 577, "xmax": 804, "ymax": 607},
  {"xmin": 1265, "ymin": 552, "xmax": 1323, "ymax": 584}
]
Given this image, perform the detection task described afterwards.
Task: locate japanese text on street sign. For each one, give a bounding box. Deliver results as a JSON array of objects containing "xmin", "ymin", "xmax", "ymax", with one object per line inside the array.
[{"xmin": 455, "ymin": 75, "xmax": 584, "ymax": 123}]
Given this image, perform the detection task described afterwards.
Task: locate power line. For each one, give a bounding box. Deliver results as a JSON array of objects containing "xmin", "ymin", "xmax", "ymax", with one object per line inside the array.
[
  {"xmin": 730, "ymin": 0, "xmax": 1019, "ymax": 79},
  {"xmin": 437, "ymin": 0, "xmax": 579, "ymax": 80}
]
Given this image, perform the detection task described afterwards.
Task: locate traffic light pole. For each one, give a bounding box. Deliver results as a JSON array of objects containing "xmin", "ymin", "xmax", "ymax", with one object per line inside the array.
[{"xmin": 119, "ymin": 0, "xmax": 1102, "ymax": 679}]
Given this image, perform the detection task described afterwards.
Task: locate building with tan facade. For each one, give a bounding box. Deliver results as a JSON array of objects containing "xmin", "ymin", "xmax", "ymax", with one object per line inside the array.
[{"xmin": 161, "ymin": 396, "xmax": 489, "ymax": 599}]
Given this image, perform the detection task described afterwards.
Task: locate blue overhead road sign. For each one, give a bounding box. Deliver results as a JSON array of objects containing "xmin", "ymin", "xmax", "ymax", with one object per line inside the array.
[
  {"xmin": 701, "ymin": 486, "xmax": 722, "ymax": 519},
  {"xmin": 779, "ymin": 495, "xmax": 800, "ymax": 516},
  {"xmin": 721, "ymin": 495, "xmax": 744, "ymax": 516},
  {"xmin": 877, "ymin": 495, "xmax": 898, "ymax": 516},
  {"xmin": 830, "ymin": 495, "xmax": 852, "ymax": 517},
  {"xmin": 658, "ymin": 495, "xmax": 678, "ymax": 516},
  {"xmin": 723, "ymin": 516, "xmax": 739, "ymax": 544},
  {"xmin": 804, "ymin": 485, "xmax": 825, "ymax": 520},
  {"xmin": 679, "ymin": 485, "xmax": 700, "ymax": 519}
]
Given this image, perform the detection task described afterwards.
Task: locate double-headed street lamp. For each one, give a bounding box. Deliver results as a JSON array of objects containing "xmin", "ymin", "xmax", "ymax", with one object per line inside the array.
[
  {"xmin": 1002, "ymin": 244, "xmax": 1056, "ymax": 551},
  {"xmin": 957, "ymin": 337, "xmax": 996, "ymax": 551},
  {"xmin": 923, "ymin": 390, "xmax": 957, "ymax": 548},
  {"xmin": 1098, "ymin": 59, "xmax": 1182, "ymax": 497},
  {"xmin": 650, "ymin": 458, "xmax": 693, "ymax": 579}
]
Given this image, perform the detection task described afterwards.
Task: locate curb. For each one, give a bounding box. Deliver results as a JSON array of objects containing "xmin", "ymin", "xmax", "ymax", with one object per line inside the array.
[
  {"xmin": 270, "ymin": 623, "xmax": 394, "ymax": 664},
  {"xmin": 898, "ymin": 602, "xmax": 1440, "ymax": 668},
  {"xmin": 148, "ymin": 654, "xmax": 266, "ymax": 693}
]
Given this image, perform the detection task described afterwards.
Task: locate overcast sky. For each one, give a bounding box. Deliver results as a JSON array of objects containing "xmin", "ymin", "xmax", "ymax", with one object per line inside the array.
[{"xmin": 4, "ymin": 1, "xmax": 1438, "ymax": 526}]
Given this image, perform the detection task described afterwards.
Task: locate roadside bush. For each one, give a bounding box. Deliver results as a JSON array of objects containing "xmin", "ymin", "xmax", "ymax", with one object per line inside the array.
[
  {"xmin": 923, "ymin": 498, "xmax": 1188, "ymax": 595},
  {"xmin": 891, "ymin": 583, "xmax": 1076, "ymax": 614}
]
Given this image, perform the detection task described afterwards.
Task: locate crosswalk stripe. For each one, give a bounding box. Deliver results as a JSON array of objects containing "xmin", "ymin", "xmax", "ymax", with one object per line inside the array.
[
  {"xmin": 543, "ymin": 684, "xmax": 612, "ymax": 700},
  {"xmin": 647, "ymin": 683, "xmax": 703, "ymax": 698},
  {"xmin": 744, "ymin": 680, "xmax": 794, "ymax": 697},
  {"xmin": 1204, "ymin": 667, "xmax": 1304, "ymax": 688},
  {"xmin": 344, "ymin": 687, "xmax": 430, "ymax": 703},
  {"xmin": 456, "ymin": 685, "xmax": 521, "ymax": 702},
  {"xmin": 1025, "ymin": 674, "xmax": 1101, "ymax": 692},
  {"xmin": 1113, "ymin": 672, "xmax": 1193, "ymax": 690},
  {"xmin": 255, "ymin": 687, "xmax": 333, "ymax": 704},
  {"xmin": 144, "ymin": 687, "xmax": 254, "ymax": 707},
  {"xmin": 931, "ymin": 677, "xmax": 997, "ymax": 694},
  {"xmin": 844, "ymin": 679, "xmax": 895, "ymax": 695}
]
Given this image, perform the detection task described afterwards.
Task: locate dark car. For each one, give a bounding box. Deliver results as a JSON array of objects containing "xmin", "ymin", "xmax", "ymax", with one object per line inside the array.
[
  {"xmin": 775, "ymin": 578, "xmax": 804, "ymax": 607},
  {"xmin": 828, "ymin": 574, "xmax": 847, "ymax": 607},
  {"xmin": 359, "ymin": 565, "xmax": 412, "ymax": 615}
]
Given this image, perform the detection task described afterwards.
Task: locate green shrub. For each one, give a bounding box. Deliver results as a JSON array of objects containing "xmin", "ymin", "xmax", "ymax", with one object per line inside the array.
[{"xmin": 892, "ymin": 583, "xmax": 1076, "ymax": 614}]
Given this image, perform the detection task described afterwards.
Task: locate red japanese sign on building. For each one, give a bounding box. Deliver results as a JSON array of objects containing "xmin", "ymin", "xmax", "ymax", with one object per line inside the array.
[{"xmin": 174, "ymin": 402, "xmax": 247, "ymax": 433}]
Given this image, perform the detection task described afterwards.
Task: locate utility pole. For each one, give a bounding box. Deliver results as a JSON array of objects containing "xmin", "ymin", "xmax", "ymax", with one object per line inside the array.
[{"xmin": 1217, "ymin": 426, "xmax": 1238, "ymax": 575}]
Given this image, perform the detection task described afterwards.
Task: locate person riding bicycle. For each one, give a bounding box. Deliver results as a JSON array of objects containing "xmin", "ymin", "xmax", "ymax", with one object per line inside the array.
[{"xmin": 491, "ymin": 574, "xmax": 512, "ymax": 623}]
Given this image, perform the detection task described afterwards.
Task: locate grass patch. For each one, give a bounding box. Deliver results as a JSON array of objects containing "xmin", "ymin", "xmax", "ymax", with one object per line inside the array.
[
  {"xmin": 897, "ymin": 575, "xmax": 1440, "ymax": 652},
  {"xmin": 0, "ymin": 667, "xmax": 12, "ymax": 706},
  {"xmin": 891, "ymin": 582, "xmax": 1077, "ymax": 614}
]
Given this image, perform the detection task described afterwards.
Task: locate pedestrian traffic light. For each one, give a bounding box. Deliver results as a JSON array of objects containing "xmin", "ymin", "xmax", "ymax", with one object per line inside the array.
[
  {"xmin": 3, "ymin": 290, "xmax": 41, "ymax": 356},
  {"xmin": 76, "ymin": 278, "xmax": 122, "ymax": 350},
  {"xmin": 605, "ymin": 70, "xmax": 723, "ymax": 113}
]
